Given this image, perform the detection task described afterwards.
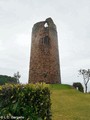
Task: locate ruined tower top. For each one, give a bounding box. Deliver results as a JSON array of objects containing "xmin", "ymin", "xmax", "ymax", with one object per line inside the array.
[
  {"xmin": 28, "ymin": 18, "xmax": 61, "ymax": 84},
  {"xmin": 32, "ymin": 17, "xmax": 56, "ymax": 33}
]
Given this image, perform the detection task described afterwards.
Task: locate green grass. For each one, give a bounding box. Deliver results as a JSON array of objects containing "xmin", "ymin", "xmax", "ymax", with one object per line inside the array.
[{"xmin": 49, "ymin": 84, "xmax": 90, "ymax": 120}]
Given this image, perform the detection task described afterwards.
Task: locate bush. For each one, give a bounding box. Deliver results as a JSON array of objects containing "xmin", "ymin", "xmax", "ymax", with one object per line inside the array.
[
  {"xmin": 73, "ymin": 82, "xmax": 84, "ymax": 92},
  {"xmin": 0, "ymin": 83, "xmax": 51, "ymax": 120}
]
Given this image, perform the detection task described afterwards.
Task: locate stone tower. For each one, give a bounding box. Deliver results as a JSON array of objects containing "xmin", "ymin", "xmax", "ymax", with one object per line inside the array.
[{"xmin": 28, "ymin": 18, "xmax": 61, "ymax": 84}]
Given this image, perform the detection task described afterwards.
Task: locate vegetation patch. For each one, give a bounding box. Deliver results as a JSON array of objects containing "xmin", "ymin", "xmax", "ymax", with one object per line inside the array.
[
  {"xmin": 0, "ymin": 75, "xmax": 18, "ymax": 85},
  {"xmin": 73, "ymin": 82, "xmax": 84, "ymax": 92},
  {"xmin": 0, "ymin": 83, "xmax": 51, "ymax": 120}
]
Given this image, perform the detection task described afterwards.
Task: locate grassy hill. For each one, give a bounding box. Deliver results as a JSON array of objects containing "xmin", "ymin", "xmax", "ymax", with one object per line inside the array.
[{"xmin": 50, "ymin": 84, "xmax": 90, "ymax": 120}]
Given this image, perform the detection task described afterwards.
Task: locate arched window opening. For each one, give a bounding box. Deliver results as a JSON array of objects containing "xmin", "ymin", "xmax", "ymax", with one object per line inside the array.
[{"xmin": 44, "ymin": 22, "xmax": 48, "ymax": 28}]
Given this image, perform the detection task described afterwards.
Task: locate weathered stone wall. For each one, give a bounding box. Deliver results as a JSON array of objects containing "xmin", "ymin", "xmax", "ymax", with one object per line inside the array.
[{"xmin": 28, "ymin": 18, "xmax": 61, "ymax": 83}]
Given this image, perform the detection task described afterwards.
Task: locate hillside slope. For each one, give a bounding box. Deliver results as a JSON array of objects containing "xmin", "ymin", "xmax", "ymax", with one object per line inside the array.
[{"xmin": 50, "ymin": 84, "xmax": 90, "ymax": 120}]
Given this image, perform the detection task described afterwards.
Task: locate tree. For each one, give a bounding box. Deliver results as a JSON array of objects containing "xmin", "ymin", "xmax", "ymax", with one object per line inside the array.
[
  {"xmin": 14, "ymin": 71, "xmax": 21, "ymax": 84},
  {"xmin": 0, "ymin": 75, "xmax": 18, "ymax": 85},
  {"xmin": 79, "ymin": 69, "xmax": 90, "ymax": 93}
]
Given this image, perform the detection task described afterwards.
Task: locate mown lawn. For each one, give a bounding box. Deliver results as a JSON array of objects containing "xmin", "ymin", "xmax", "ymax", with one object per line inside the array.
[{"xmin": 50, "ymin": 84, "xmax": 90, "ymax": 120}]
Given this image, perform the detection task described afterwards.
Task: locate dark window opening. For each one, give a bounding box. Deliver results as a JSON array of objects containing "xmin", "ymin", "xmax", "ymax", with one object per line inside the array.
[{"xmin": 43, "ymin": 36, "xmax": 50, "ymax": 45}]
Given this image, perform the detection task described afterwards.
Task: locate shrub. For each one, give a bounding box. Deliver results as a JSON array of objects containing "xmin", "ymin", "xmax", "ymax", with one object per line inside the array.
[
  {"xmin": 0, "ymin": 83, "xmax": 51, "ymax": 120},
  {"xmin": 73, "ymin": 82, "xmax": 84, "ymax": 92}
]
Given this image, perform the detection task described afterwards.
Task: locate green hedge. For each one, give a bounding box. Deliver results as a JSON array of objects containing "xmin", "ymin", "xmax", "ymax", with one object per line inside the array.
[{"xmin": 0, "ymin": 83, "xmax": 51, "ymax": 120}]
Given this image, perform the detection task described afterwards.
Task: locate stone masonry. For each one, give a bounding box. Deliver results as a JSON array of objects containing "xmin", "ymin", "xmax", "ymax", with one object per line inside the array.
[{"xmin": 28, "ymin": 18, "xmax": 61, "ymax": 83}]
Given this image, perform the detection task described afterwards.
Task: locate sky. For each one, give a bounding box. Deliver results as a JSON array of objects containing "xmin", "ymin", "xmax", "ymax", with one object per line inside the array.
[{"xmin": 0, "ymin": 0, "xmax": 90, "ymax": 91}]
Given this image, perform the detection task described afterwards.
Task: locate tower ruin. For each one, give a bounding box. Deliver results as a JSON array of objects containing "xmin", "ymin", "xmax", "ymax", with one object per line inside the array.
[{"xmin": 28, "ymin": 18, "xmax": 61, "ymax": 84}]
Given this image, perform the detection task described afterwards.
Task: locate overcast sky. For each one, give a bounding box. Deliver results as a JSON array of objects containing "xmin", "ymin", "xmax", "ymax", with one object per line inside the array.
[{"xmin": 0, "ymin": 0, "xmax": 90, "ymax": 90}]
